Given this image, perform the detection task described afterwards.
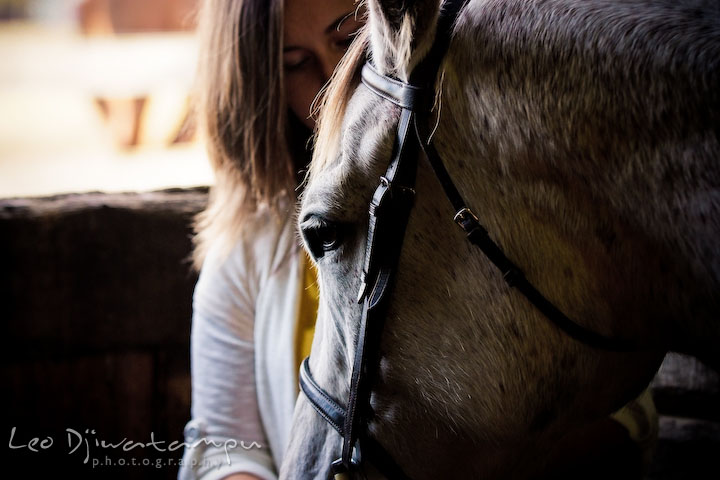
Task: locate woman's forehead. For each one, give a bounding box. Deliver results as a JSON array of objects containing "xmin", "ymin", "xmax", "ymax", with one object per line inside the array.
[{"xmin": 283, "ymin": 0, "xmax": 358, "ymax": 45}]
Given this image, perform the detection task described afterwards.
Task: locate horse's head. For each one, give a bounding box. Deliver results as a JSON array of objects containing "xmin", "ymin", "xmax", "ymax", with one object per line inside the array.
[{"xmin": 283, "ymin": 1, "xmax": 719, "ymax": 478}]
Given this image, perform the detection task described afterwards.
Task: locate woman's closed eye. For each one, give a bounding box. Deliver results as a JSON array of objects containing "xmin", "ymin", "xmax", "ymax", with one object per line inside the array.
[{"xmin": 284, "ymin": 49, "xmax": 313, "ymax": 72}]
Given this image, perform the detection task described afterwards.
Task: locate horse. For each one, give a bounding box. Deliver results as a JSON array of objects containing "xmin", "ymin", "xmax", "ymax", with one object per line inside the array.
[{"xmin": 282, "ymin": 0, "xmax": 720, "ymax": 478}]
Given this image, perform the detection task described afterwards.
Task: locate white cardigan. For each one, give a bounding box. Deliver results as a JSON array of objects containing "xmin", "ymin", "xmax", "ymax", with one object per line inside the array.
[{"xmin": 179, "ymin": 208, "xmax": 303, "ymax": 480}]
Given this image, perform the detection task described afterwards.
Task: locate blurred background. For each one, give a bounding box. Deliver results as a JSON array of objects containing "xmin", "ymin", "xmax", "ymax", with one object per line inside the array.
[
  {"xmin": 1, "ymin": 1, "xmax": 209, "ymax": 478},
  {"xmin": 0, "ymin": 0, "xmax": 211, "ymax": 197}
]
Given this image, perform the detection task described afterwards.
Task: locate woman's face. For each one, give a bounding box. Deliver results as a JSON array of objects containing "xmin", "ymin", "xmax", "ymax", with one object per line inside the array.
[{"xmin": 283, "ymin": 0, "xmax": 363, "ymax": 129}]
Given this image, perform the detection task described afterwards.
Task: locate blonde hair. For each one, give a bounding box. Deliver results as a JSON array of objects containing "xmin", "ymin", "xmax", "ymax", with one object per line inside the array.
[
  {"xmin": 193, "ymin": 0, "xmax": 306, "ymax": 268},
  {"xmin": 310, "ymin": 27, "xmax": 370, "ymax": 181}
]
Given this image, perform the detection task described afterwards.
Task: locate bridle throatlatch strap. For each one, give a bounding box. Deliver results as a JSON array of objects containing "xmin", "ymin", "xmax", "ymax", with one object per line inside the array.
[{"xmin": 415, "ymin": 133, "xmax": 636, "ymax": 354}]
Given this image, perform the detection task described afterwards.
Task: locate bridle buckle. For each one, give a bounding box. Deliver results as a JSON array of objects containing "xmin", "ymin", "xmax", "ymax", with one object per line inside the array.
[
  {"xmin": 453, "ymin": 207, "xmax": 480, "ymax": 232},
  {"xmin": 329, "ymin": 457, "xmax": 362, "ymax": 480}
]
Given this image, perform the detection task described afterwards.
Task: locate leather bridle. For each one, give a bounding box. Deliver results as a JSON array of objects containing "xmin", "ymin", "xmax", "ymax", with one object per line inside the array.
[{"xmin": 299, "ymin": 1, "xmax": 636, "ymax": 478}]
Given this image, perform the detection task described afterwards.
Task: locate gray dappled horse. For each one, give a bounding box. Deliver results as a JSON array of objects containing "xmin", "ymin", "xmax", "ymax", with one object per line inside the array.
[{"xmin": 282, "ymin": 0, "xmax": 720, "ymax": 478}]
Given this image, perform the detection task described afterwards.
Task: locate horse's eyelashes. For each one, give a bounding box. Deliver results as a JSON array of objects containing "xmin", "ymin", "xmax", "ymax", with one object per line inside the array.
[{"xmin": 300, "ymin": 216, "xmax": 344, "ymax": 260}]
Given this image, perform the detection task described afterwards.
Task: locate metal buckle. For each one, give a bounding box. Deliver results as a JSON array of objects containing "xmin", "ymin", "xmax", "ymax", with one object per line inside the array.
[
  {"xmin": 453, "ymin": 207, "xmax": 479, "ymax": 232},
  {"xmin": 329, "ymin": 458, "xmax": 361, "ymax": 480}
]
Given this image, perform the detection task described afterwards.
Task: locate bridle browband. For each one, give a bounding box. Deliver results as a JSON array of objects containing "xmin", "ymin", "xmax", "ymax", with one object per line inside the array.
[{"xmin": 299, "ymin": 1, "xmax": 636, "ymax": 478}]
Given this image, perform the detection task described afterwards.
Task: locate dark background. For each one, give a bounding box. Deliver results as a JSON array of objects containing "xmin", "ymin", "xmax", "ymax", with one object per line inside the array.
[{"xmin": 1, "ymin": 188, "xmax": 204, "ymax": 479}]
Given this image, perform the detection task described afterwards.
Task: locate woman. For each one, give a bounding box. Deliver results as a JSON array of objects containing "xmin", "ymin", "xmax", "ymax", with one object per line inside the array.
[
  {"xmin": 178, "ymin": 0, "xmax": 363, "ymax": 479},
  {"xmin": 180, "ymin": 0, "xmax": 657, "ymax": 478}
]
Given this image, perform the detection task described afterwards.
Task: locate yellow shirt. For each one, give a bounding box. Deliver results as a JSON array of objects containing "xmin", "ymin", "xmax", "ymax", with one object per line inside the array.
[{"xmin": 294, "ymin": 251, "xmax": 319, "ymax": 375}]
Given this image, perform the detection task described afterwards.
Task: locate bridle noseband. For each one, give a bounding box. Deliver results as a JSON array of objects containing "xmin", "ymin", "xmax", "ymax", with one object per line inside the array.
[{"xmin": 299, "ymin": 1, "xmax": 636, "ymax": 478}]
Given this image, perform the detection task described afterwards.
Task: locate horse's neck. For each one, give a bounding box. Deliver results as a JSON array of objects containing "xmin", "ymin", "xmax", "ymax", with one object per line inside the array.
[{"xmin": 435, "ymin": 0, "xmax": 720, "ymax": 367}]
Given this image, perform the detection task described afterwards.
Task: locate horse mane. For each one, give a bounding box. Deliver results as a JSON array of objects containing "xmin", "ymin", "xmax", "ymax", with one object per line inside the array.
[{"xmin": 309, "ymin": 27, "xmax": 370, "ymax": 181}]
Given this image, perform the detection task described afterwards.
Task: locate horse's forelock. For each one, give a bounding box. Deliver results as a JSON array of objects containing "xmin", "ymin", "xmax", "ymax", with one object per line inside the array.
[
  {"xmin": 309, "ymin": 27, "xmax": 370, "ymax": 182},
  {"xmin": 310, "ymin": 0, "xmax": 449, "ymax": 185},
  {"xmin": 367, "ymin": 0, "xmax": 443, "ymax": 79}
]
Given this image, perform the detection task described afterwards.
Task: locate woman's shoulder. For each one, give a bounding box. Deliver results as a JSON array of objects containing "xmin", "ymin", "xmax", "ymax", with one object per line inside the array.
[{"xmin": 198, "ymin": 204, "xmax": 300, "ymax": 297}]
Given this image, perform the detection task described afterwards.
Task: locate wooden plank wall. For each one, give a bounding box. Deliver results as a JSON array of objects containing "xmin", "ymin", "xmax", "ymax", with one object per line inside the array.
[
  {"xmin": 1, "ymin": 188, "xmax": 718, "ymax": 479},
  {"xmin": 1, "ymin": 189, "xmax": 204, "ymax": 479}
]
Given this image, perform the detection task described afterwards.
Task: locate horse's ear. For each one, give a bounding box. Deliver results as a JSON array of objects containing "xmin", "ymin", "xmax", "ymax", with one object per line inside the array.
[{"xmin": 366, "ymin": 0, "xmax": 441, "ymax": 78}]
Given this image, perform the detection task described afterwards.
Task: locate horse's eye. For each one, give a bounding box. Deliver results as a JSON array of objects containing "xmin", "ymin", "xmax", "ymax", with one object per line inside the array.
[{"xmin": 300, "ymin": 216, "xmax": 344, "ymax": 260}]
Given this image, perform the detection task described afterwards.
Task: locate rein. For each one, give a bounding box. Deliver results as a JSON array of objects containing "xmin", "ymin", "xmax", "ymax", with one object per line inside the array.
[{"xmin": 299, "ymin": 0, "xmax": 636, "ymax": 478}]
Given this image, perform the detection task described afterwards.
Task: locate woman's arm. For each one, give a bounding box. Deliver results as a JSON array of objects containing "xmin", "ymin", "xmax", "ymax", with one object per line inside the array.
[{"xmin": 179, "ymin": 241, "xmax": 278, "ymax": 480}]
